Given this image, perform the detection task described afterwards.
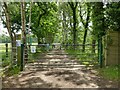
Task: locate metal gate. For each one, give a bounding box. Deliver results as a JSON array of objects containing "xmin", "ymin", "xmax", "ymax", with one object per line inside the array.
[{"xmin": 22, "ymin": 43, "xmax": 99, "ymax": 71}]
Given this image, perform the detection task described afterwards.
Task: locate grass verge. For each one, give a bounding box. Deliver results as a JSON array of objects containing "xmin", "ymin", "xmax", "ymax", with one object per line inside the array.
[{"xmin": 97, "ymin": 65, "xmax": 119, "ymax": 81}]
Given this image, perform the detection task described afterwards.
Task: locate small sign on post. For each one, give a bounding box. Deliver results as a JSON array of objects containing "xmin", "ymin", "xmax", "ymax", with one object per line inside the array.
[
  {"xmin": 31, "ymin": 46, "xmax": 36, "ymax": 53},
  {"xmin": 16, "ymin": 40, "xmax": 21, "ymax": 47}
]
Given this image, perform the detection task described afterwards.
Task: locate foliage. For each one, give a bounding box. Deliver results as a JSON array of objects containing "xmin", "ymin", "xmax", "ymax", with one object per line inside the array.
[
  {"xmin": 78, "ymin": 2, "xmax": 91, "ymax": 52},
  {"xmin": 58, "ymin": 2, "xmax": 72, "ymax": 44},
  {"xmin": 1, "ymin": 2, "xmax": 119, "ymax": 45},
  {"xmin": 0, "ymin": 35, "xmax": 11, "ymax": 43},
  {"xmin": 31, "ymin": 2, "xmax": 58, "ymax": 44},
  {"xmin": 105, "ymin": 2, "xmax": 120, "ymax": 31},
  {"xmin": 92, "ymin": 2, "xmax": 105, "ymax": 38},
  {"xmin": 2, "ymin": 2, "xmax": 21, "ymax": 33},
  {"xmin": 1, "ymin": 2, "xmax": 119, "ymax": 69}
]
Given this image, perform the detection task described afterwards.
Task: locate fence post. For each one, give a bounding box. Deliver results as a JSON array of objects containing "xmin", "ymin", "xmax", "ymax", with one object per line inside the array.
[
  {"xmin": 5, "ymin": 43, "xmax": 8, "ymax": 57},
  {"xmin": 98, "ymin": 39, "xmax": 100, "ymax": 62},
  {"xmin": 21, "ymin": 44, "xmax": 24, "ymax": 71}
]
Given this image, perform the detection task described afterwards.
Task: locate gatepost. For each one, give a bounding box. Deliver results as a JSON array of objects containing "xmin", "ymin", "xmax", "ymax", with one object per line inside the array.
[
  {"xmin": 21, "ymin": 44, "xmax": 24, "ymax": 71},
  {"xmin": 105, "ymin": 31, "xmax": 119, "ymax": 66},
  {"xmin": 16, "ymin": 34, "xmax": 21, "ymax": 67}
]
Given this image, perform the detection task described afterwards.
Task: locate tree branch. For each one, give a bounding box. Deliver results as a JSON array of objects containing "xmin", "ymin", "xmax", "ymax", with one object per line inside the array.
[
  {"xmin": 79, "ymin": 4, "xmax": 85, "ymax": 26},
  {"xmin": 84, "ymin": 4, "xmax": 90, "ymax": 28},
  {"xmin": 75, "ymin": 2, "xmax": 78, "ymax": 8},
  {"xmin": 3, "ymin": 2, "xmax": 13, "ymax": 39},
  {"xmin": 0, "ymin": 17, "xmax": 6, "ymax": 25}
]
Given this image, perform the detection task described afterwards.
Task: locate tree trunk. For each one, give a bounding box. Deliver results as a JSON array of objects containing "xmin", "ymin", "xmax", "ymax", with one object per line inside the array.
[
  {"xmin": 81, "ymin": 4, "xmax": 90, "ymax": 52},
  {"xmin": 73, "ymin": 8, "xmax": 77, "ymax": 50},
  {"xmin": 68, "ymin": 2, "xmax": 78, "ymax": 50},
  {"xmin": 21, "ymin": 1, "xmax": 28, "ymax": 63},
  {"xmin": 11, "ymin": 37, "xmax": 17, "ymax": 64},
  {"xmin": 82, "ymin": 28, "xmax": 88, "ymax": 52},
  {"xmin": 62, "ymin": 10, "xmax": 65, "ymax": 44},
  {"xmin": 21, "ymin": 1, "xmax": 26, "ymax": 45}
]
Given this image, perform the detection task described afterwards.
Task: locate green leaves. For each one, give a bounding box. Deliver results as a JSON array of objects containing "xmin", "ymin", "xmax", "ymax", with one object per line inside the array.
[
  {"xmin": 31, "ymin": 2, "xmax": 58, "ymax": 44},
  {"xmin": 2, "ymin": 2, "xmax": 21, "ymax": 32},
  {"xmin": 106, "ymin": 2, "xmax": 120, "ymax": 31},
  {"xmin": 91, "ymin": 2, "xmax": 105, "ymax": 38}
]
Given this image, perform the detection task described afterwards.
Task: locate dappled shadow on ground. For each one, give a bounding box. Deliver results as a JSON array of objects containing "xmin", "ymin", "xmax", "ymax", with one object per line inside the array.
[
  {"xmin": 2, "ymin": 49, "xmax": 118, "ymax": 88},
  {"xmin": 44, "ymin": 68, "xmax": 118, "ymax": 88},
  {"xmin": 2, "ymin": 68, "xmax": 118, "ymax": 88},
  {"xmin": 2, "ymin": 71, "xmax": 53, "ymax": 88}
]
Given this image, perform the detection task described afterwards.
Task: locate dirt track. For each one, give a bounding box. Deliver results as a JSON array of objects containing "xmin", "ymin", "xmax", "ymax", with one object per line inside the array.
[{"xmin": 2, "ymin": 49, "xmax": 118, "ymax": 88}]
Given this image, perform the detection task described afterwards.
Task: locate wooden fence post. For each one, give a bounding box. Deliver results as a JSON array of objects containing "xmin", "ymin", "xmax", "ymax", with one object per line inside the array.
[{"xmin": 16, "ymin": 34, "xmax": 21, "ymax": 67}]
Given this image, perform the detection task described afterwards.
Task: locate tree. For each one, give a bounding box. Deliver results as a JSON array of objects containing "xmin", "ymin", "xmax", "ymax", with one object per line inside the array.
[
  {"xmin": 58, "ymin": 2, "xmax": 72, "ymax": 45},
  {"xmin": 2, "ymin": 3, "xmax": 21, "ymax": 38},
  {"xmin": 92, "ymin": 2, "xmax": 105, "ymax": 37},
  {"xmin": 91, "ymin": 2, "xmax": 105, "ymax": 67},
  {"xmin": 79, "ymin": 2, "xmax": 91, "ymax": 52},
  {"xmin": 21, "ymin": 1, "xmax": 26, "ymax": 44},
  {"xmin": 2, "ymin": 2, "xmax": 19, "ymax": 64},
  {"xmin": 31, "ymin": 2, "xmax": 58, "ymax": 44},
  {"xmin": 105, "ymin": 2, "xmax": 120, "ymax": 31},
  {"xmin": 68, "ymin": 2, "xmax": 78, "ymax": 49},
  {"xmin": 27, "ymin": 2, "xmax": 32, "ymax": 45}
]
